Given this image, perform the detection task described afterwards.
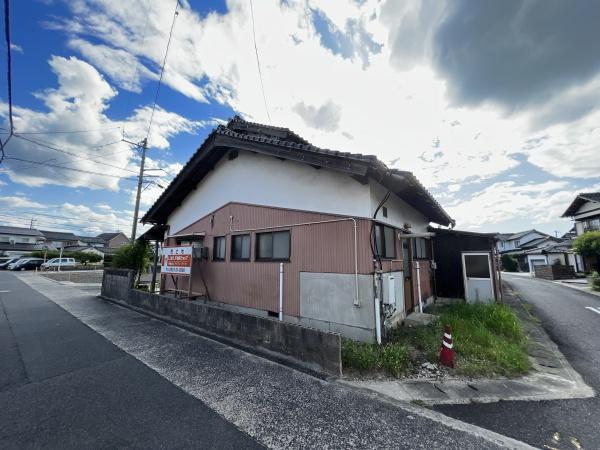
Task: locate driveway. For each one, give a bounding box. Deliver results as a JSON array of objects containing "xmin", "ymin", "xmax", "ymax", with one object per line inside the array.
[{"xmin": 436, "ymin": 273, "xmax": 600, "ymax": 449}]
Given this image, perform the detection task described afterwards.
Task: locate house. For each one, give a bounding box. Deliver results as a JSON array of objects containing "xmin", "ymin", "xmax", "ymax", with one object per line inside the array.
[
  {"xmin": 97, "ymin": 232, "xmax": 130, "ymax": 248},
  {"xmin": 141, "ymin": 116, "xmax": 455, "ymax": 342},
  {"xmin": 496, "ymin": 229, "xmax": 556, "ymax": 271},
  {"xmin": 76, "ymin": 235, "xmax": 107, "ymax": 248},
  {"xmin": 561, "ymin": 192, "xmax": 600, "ymax": 272},
  {"xmin": 522, "ymin": 237, "xmax": 579, "ymax": 273},
  {"xmin": 39, "ymin": 230, "xmax": 80, "ymax": 249},
  {"xmin": 0, "ymin": 226, "xmax": 47, "ymax": 257}
]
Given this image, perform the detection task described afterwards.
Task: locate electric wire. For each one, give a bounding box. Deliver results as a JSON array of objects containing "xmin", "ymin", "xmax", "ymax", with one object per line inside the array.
[
  {"xmin": 145, "ymin": 0, "xmax": 180, "ymax": 144},
  {"xmin": 1, "ymin": 0, "xmax": 14, "ymax": 163},
  {"xmin": 13, "ymin": 135, "xmax": 138, "ymax": 174},
  {"xmin": 249, "ymin": 0, "xmax": 271, "ymax": 124}
]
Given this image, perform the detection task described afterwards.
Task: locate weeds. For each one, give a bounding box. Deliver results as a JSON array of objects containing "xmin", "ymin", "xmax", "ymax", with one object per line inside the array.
[{"xmin": 342, "ymin": 303, "xmax": 531, "ymax": 378}]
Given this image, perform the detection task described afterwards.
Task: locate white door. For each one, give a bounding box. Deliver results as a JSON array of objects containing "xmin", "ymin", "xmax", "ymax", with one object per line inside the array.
[{"xmin": 462, "ymin": 252, "xmax": 494, "ymax": 303}]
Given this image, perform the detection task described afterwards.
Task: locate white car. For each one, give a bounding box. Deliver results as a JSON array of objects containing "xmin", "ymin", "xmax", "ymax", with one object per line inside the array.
[{"xmin": 41, "ymin": 258, "xmax": 77, "ymax": 269}]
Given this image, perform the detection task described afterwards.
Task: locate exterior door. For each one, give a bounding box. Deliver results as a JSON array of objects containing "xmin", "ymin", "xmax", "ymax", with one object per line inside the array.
[
  {"xmin": 462, "ymin": 252, "xmax": 494, "ymax": 303},
  {"xmin": 402, "ymin": 240, "xmax": 414, "ymax": 313}
]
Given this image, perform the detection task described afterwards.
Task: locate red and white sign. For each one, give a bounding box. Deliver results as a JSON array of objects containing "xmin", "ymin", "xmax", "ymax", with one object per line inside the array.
[{"xmin": 161, "ymin": 246, "xmax": 193, "ymax": 275}]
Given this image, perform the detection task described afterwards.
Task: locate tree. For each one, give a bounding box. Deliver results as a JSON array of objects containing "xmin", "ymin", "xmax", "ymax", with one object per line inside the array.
[
  {"xmin": 111, "ymin": 240, "xmax": 152, "ymax": 282},
  {"xmin": 573, "ymin": 231, "xmax": 600, "ymax": 257},
  {"xmin": 501, "ymin": 254, "xmax": 518, "ymax": 272}
]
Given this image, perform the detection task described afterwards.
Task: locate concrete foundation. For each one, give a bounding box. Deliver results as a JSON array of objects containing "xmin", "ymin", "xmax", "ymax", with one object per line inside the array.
[{"xmin": 299, "ymin": 272, "xmax": 375, "ymax": 341}]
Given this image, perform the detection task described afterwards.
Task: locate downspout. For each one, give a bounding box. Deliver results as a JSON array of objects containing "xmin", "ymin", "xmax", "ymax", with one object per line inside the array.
[{"xmin": 279, "ymin": 262, "xmax": 284, "ymax": 321}]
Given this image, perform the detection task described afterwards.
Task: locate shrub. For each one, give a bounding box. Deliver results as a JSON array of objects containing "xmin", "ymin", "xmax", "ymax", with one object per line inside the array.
[
  {"xmin": 590, "ymin": 271, "xmax": 600, "ymax": 292},
  {"xmin": 573, "ymin": 231, "xmax": 600, "ymax": 258},
  {"xmin": 501, "ymin": 254, "xmax": 518, "ymax": 272},
  {"xmin": 111, "ymin": 240, "xmax": 151, "ymax": 279}
]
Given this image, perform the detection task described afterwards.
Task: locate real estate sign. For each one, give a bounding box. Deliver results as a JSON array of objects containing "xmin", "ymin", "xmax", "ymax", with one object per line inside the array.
[{"xmin": 161, "ymin": 246, "xmax": 193, "ymax": 275}]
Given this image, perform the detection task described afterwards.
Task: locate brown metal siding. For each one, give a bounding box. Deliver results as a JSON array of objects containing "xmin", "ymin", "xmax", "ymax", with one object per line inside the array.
[
  {"xmin": 161, "ymin": 202, "xmax": 436, "ymax": 321},
  {"xmin": 163, "ymin": 202, "xmax": 376, "ymax": 317}
]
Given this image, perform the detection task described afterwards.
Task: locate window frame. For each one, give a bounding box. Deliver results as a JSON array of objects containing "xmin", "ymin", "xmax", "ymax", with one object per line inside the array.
[
  {"xmin": 255, "ymin": 230, "xmax": 291, "ymax": 262},
  {"xmin": 213, "ymin": 236, "xmax": 226, "ymax": 261},
  {"xmin": 231, "ymin": 234, "xmax": 251, "ymax": 261},
  {"xmin": 412, "ymin": 237, "xmax": 431, "ymax": 260},
  {"xmin": 373, "ymin": 223, "xmax": 396, "ymax": 260}
]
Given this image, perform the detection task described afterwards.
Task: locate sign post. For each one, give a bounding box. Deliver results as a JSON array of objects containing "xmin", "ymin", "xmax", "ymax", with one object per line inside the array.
[{"xmin": 161, "ymin": 246, "xmax": 193, "ymax": 297}]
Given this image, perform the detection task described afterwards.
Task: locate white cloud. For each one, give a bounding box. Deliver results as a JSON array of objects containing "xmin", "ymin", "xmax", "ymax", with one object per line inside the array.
[
  {"xmin": 0, "ymin": 196, "xmax": 46, "ymax": 209},
  {"xmin": 446, "ymin": 181, "xmax": 600, "ymax": 230},
  {"xmin": 11, "ymin": 0, "xmax": 600, "ymax": 232},
  {"xmin": 0, "ymin": 55, "xmax": 202, "ymax": 190}
]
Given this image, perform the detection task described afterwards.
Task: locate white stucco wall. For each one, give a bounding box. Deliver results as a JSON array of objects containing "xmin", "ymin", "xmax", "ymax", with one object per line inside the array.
[
  {"xmin": 168, "ymin": 151, "xmax": 374, "ymax": 234},
  {"xmin": 369, "ymin": 180, "xmax": 430, "ymax": 232}
]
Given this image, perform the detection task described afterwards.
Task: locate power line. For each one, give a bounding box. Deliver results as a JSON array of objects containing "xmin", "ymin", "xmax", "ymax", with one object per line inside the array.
[
  {"xmin": 4, "ymin": 156, "xmax": 139, "ymax": 180},
  {"xmin": 13, "ymin": 135, "xmax": 138, "ymax": 174},
  {"xmin": 249, "ymin": 0, "xmax": 271, "ymax": 124},
  {"xmin": 1, "ymin": 0, "xmax": 14, "ymax": 164},
  {"xmin": 11, "ymin": 126, "xmax": 122, "ymax": 135},
  {"xmin": 145, "ymin": 0, "xmax": 180, "ymax": 143},
  {"xmin": 3, "ymin": 0, "xmax": 13, "ymax": 134}
]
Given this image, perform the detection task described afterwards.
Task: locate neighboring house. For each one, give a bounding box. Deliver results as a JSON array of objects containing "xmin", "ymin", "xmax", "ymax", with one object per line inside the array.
[
  {"xmin": 97, "ymin": 232, "xmax": 130, "ymax": 248},
  {"xmin": 0, "ymin": 226, "xmax": 47, "ymax": 257},
  {"xmin": 141, "ymin": 116, "xmax": 454, "ymax": 342},
  {"xmin": 495, "ymin": 229, "xmax": 551, "ymax": 253},
  {"xmin": 39, "ymin": 230, "xmax": 80, "ymax": 249},
  {"xmin": 522, "ymin": 237, "xmax": 578, "ymax": 273},
  {"xmin": 76, "ymin": 236, "xmax": 107, "ymax": 248},
  {"xmin": 0, "ymin": 225, "xmax": 45, "ymax": 245},
  {"xmin": 497, "ymin": 229, "xmax": 554, "ymax": 271},
  {"xmin": 561, "ymin": 192, "xmax": 600, "ymax": 272}
]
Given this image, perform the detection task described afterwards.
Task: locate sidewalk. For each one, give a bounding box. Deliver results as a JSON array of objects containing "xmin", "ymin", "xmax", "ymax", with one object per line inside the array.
[{"xmin": 340, "ymin": 284, "xmax": 594, "ymax": 405}]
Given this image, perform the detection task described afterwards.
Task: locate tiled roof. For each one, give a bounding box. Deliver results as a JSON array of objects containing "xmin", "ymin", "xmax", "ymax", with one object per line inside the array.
[
  {"xmin": 40, "ymin": 230, "xmax": 78, "ymax": 241},
  {"xmin": 77, "ymin": 236, "xmax": 106, "ymax": 244},
  {"xmin": 0, "ymin": 226, "xmax": 44, "ymax": 237},
  {"xmin": 97, "ymin": 232, "xmax": 121, "ymax": 241},
  {"xmin": 562, "ymin": 192, "xmax": 600, "ymax": 217},
  {"xmin": 141, "ymin": 116, "xmax": 454, "ymax": 227},
  {"xmin": 506, "ymin": 229, "xmax": 551, "ymax": 241}
]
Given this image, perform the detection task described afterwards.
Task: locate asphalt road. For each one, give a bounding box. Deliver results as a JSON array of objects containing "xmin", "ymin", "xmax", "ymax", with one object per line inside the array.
[
  {"xmin": 0, "ymin": 271, "xmax": 261, "ymax": 449},
  {"xmin": 8, "ymin": 271, "xmax": 524, "ymax": 449},
  {"xmin": 436, "ymin": 273, "xmax": 600, "ymax": 449}
]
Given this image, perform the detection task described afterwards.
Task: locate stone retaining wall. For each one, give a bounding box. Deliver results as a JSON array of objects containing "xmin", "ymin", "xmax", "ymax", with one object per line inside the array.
[{"xmin": 101, "ymin": 270, "xmax": 342, "ymax": 376}]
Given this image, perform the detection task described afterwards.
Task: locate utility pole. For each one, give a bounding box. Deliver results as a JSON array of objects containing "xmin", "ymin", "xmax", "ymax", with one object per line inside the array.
[
  {"xmin": 124, "ymin": 138, "xmax": 148, "ymax": 242},
  {"xmin": 29, "ymin": 217, "xmax": 35, "ymax": 229}
]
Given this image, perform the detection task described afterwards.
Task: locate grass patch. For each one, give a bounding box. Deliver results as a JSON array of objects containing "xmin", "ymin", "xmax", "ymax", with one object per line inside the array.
[{"xmin": 342, "ymin": 303, "xmax": 531, "ymax": 378}]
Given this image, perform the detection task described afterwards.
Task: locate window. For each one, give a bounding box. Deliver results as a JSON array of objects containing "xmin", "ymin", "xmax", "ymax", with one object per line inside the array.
[
  {"xmin": 373, "ymin": 223, "xmax": 396, "ymax": 259},
  {"xmin": 464, "ymin": 254, "xmax": 491, "ymax": 278},
  {"xmin": 231, "ymin": 234, "xmax": 250, "ymax": 260},
  {"xmin": 412, "ymin": 238, "xmax": 430, "ymax": 260},
  {"xmin": 256, "ymin": 231, "xmax": 290, "ymax": 261},
  {"xmin": 583, "ymin": 217, "xmax": 600, "ymax": 232},
  {"xmin": 213, "ymin": 236, "xmax": 226, "ymax": 261},
  {"xmin": 382, "ymin": 206, "xmax": 388, "ymax": 218}
]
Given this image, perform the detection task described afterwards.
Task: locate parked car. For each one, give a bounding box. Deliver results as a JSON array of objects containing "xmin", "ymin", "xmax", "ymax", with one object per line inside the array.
[
  {"xmin": 0, "ymin": 257, "xmax": 22, "ymax": 270},
  {"xmin": 41, "ymin": 258, "xmax": 77, "ymax": 270},
  {"xmin": 9, "ymin": 258, "xmax": 45, "ymax": 271}
]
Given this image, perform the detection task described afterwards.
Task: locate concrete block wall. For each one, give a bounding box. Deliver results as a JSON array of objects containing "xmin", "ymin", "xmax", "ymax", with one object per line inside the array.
[
  {"xmin": 101, "ymin": 270, "xmax": 342, "ymax": 376},
  {"xmin": 101, "ymin": 268, "xmax": 135, "ymax": 300}
]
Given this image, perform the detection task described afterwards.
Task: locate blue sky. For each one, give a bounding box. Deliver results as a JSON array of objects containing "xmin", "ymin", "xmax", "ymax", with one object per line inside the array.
[{"xmin": 1, "ymin": 0, "xmax": 599, "ymax": 237}]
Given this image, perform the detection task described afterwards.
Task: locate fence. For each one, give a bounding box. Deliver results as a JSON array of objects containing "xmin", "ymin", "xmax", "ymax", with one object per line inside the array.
[{"xmin": 534, "ymin": 265, "xmax": 576, "ymax": 280}]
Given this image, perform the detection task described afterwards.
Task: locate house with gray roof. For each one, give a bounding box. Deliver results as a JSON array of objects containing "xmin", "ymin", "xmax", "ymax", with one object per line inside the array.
[{"xmin": 561, "ymin": 192, "xmax": 600, "ymax": 272}]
